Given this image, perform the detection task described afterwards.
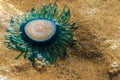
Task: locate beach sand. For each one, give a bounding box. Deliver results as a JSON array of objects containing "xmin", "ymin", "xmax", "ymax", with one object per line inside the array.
[{"xmin": 0, "ymin": 0, "xmax": 120, "ymax": 80}]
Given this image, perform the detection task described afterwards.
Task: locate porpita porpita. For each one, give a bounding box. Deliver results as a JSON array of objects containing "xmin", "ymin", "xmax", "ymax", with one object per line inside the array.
[{"xmin": 5, "ymin": 3, "xmax": 78, "ymax": 68}]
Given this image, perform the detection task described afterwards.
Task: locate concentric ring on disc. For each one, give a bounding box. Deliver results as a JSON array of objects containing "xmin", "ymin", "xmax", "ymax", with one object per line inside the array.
[{"xmin": 24, "ymin": 19, "xmax": 57, "ymax": 42}]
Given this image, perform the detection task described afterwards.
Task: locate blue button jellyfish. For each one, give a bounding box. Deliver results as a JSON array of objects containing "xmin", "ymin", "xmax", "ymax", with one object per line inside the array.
[{"xmin": 5, "ymin": 3, "xmax": 77, "ymax": 69}]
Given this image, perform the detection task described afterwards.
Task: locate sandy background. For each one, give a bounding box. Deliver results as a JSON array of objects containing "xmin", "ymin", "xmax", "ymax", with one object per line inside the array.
[{"xmin": 0, "ymin": 0, "xmax": 120, "ymax": 80}]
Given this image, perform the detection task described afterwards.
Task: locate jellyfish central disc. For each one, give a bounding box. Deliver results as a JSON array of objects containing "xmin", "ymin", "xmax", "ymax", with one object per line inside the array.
[{"xmin": 24, "ymin": 19, "xmax": 56, "ymax": 42}]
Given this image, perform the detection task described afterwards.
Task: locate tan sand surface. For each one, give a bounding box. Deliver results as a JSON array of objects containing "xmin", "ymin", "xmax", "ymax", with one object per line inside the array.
[{"xmin": 1, "ymin": 0, "xmax": 120, "ymax": 80}]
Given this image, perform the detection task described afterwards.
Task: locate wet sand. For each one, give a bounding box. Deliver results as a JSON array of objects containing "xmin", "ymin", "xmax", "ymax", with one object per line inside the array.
[{"xmin": 0, "ymin": 0, "xmax": 120, "ymax": 80}]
